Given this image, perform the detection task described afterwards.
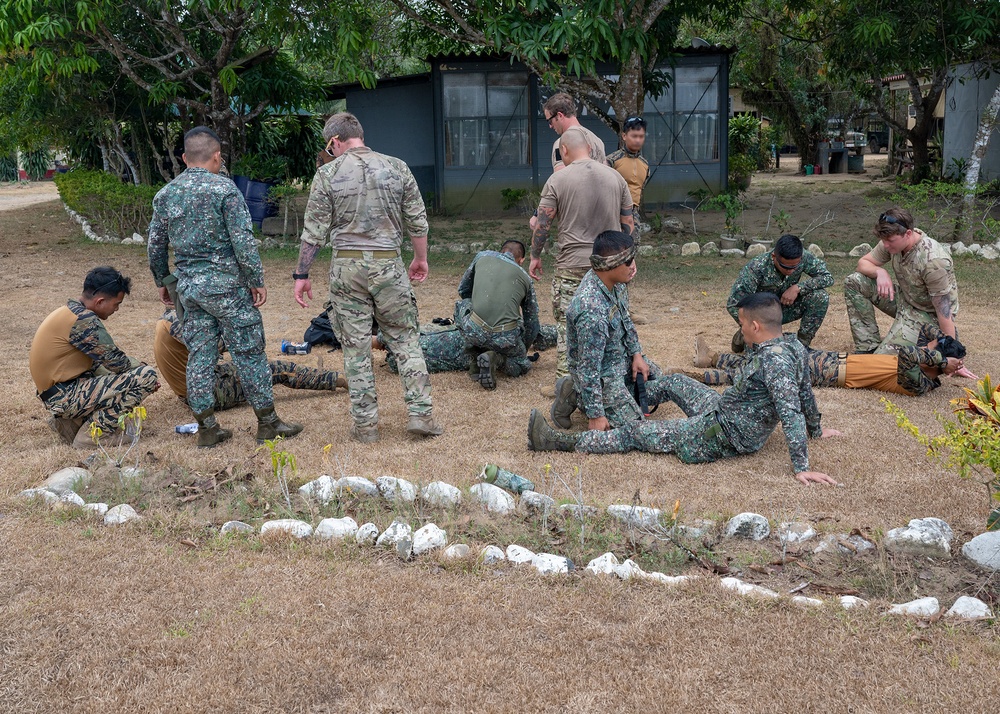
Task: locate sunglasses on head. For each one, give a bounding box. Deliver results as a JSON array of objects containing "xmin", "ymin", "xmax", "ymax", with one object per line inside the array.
[
  {"xmin": 879, "ymin": 213, "xmax": 900, "ymax": 225},
  {"xmin": 623, "ymin": 116, "xmax": 646, "ymax": 130}
]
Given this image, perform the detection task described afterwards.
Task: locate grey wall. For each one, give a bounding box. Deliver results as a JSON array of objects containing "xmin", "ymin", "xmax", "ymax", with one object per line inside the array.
[{"xmin": 944, "ymin": 64, "xmax": 1000, "ymax": 182}]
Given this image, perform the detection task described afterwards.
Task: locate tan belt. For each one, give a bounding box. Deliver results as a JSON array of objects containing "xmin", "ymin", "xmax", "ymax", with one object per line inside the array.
[
  {"xmin": 334, "ymin": 249, "xmax": 399, "ymax": 259},
  {"xmin": 836, "ymin": 353, "xmax": 848, "ymax": 387},
  {"xmin": 469, "ymin": 310, "xmax": 518, "ymax": 333}
]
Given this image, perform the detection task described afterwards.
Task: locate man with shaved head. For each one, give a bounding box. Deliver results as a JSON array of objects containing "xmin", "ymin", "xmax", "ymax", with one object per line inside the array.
[{"xmin": 530, "ymin": 126, "xmax": 634, "ymax": 395}]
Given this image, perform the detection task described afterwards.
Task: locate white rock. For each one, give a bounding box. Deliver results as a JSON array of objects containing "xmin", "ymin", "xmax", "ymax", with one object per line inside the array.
[
  {"xmin": 421, "ymin": 481, "xmax": 462, "ymax": 508},
  {"xmin": 375, "ymin": 520, "xmax": 413, "ymax": 548},
  {"xmin": 807, "ymin": 244, "xmax": 824, "ymax": 259},
  {"xmin": 725, "ymin": 512, "xmax": 771, "ymax": 540},
  {"xmin": 531, "ymin": 553, "xmax": 572, "ymax": 575},
  {"xmin": 642, "ymin": 572, "xmax": 694, "ymax": 586},
  {"xmin": 518, "ymin": 490, "xmax": 555, "ymax": 516},
  {"xmin": 469, "ymin": 483, "xmax": 516, "ymax": 515},
  {"xmin": 944, "ymin": 595, "xmax": 994, "ymax": 620},
  {"xmin": 968, "ymin": 243, "xmax": 982, "ymax": 255},
  {"xmin": 376, "ymin": 476, "xmax": 418, "ymax": 503},
  {"xmin": 298, "ymin": 475, "xmax": 336, "ymax": 505},
  {"xmin": 220, "ymin": 520, "xmax": 253, "ymax": 535},
  {"xmin": 849, "ymin": 243, "xmax": 873, "ymax": 257},
  {"xmin": 104, "ymin": 504, "xmax": 140, "ymax": 525},
  {"xmin": 681, "ymin": 241, "xmax": 701, "ymax": 256},
  {"xmin": 839, "ymin": 595, "xmax": 869, "ymax": 609},
  {"xmin": 396, "ymin": 536, "xmax": 413, "ymax": 561},
  {"xmin": 951, "ymin": 242, "xmax": 970, "ymax": 257},
  {"xmin": 412, "ymin": 523, "xmax": 448, "ymax": 555},
  {"xmin": 43, "ymin": 466, "xmax": 91, "ymax": 494},
  {"xmin": 84, "ymin": 502, "xmax": 109, "ymax": 517},
  {"xmin": 778, "ymin": 521, "xmax": 816, "ymax": 545},
  {"xmin": 314, "ymin": 517, "xmax": 359, "ymax": 541},
  {"xmin": 334, "ymin": 476, "xmax": 378, "ymax": 498},
  {"xmin": 480, "ymin": 545, "xmax": 506, "ymax": 564},
  {"xmin": 606, "ymin": 504, "xmax": 661, "ymax": 528},
  {"xmin": 662, "ymin": 217, "xmax": 684, "ymax": 231},
  {"xmin": 720, "ymin": 577, "xmax": 779, "ymax": 599},
  {"xmin": 560, "ymin": 504, "xmax": 599, "ymax": 519},
  {"xmin": 443, "ymin": 544, "xmax": 470, "ymax": 559},
  {"xmin": 745, "ymin": 243, "xmax": 768, "ymax": 258},
  {"xmin": 961, "ymin": 531, "xmax": 1000, "ymax": 571},
  {"xmin": 58, "ymin": 491, "xmax": 86, "ymax": 507},
  {"xmin": 700, "ymin": 241, "xmax": 720, "ymax": 256},
  {"xmin": 813, "ymin": 533, "xmax": 875, "ymax": 555},
  {"xmin": 260, "ymin": 519, "xmax": 313, "ymax": 539},
  {"xmin": 586, "ymin": 552, "xmax": 620, "ymax": 575},
  {"xmin": 17, "ymin": 488, "xmax": 58, "ymax": 505},
  {"xmin": 676, "ymin": 519, "xmax": 715, "ymax": 538},
  {"xmin": 884, "ymin": 517, "xmax": 953, "ymax": 559},
  {"xmin": 792, "ymin": 595, "xmax": 824, "ymax": 608},
  {"xmin": 355, "ymin": 522, "xmax": 379, "ymax": 545},
  {"xmin": 613, "ymin": 559, "xmax": 645, "ymax": 580},
  {"xmin": 505, "ymin": 544, "xmax": 536, "ymax": 564},
  {"xmin": 826, "ymin": 250, "xmax": 847, "ymax": 258},
  {"xmin": 720, "ymin": 248, "xmax": 745, "ymax": 257},
  {"xmin": 888, "ymin": 597, "xmax": 940, "ymax": 617},
  {"xmin": 637, "ymin": 244, "xmax": 656, "ymax": 256},
  {"xmin": 130, "ymin": 232, "xmax": 145, "ymax": 244},
  {"xmin": 119, "ymin": 466, "xmax": 145, "ymax": 482},
  {"xmin": 978, "ymin": 245, "xmax": 998, "ymax": 260}
]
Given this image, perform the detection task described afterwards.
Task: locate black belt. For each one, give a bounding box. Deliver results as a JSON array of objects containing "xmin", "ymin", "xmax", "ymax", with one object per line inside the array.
[{"xmin": 38, "ymin": 384, "xmax": 62, "ymax": 402}]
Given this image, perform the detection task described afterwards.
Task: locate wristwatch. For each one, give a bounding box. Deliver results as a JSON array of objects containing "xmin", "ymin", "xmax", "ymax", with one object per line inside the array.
[{"xmin": 292, "ymin": 273, "xmax": 309, "ymax": 280}]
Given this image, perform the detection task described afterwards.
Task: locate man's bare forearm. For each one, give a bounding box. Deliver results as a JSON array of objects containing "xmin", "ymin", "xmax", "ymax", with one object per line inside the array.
[{"xmin": 297, "ymin": 242, "xmax": 321, "ymax": 275}]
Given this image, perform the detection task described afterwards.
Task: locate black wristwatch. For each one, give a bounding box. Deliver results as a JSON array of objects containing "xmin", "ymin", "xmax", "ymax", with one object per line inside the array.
[{"xmin": 292, "ymin": 272, "xmax": 309, "ymax": 280}]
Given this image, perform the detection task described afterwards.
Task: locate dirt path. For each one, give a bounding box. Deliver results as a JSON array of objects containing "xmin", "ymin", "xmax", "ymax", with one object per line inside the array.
[{"xmin": 0, "ymin": 181, "xmax": 60, "ymax": 212}]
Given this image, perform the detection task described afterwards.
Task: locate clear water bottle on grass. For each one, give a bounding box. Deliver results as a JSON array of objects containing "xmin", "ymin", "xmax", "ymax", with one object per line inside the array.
[{"xmin": 480, "ymin": 463, "xmax": 535, "ymax": 494}]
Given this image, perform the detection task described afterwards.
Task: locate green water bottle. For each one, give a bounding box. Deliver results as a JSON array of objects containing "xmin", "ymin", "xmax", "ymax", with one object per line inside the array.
[{"xmin": 481, "ymin": 463, "xmax": 535, "ymax": 494}]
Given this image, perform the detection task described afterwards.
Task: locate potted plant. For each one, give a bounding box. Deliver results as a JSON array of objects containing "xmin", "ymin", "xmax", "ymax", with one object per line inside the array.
[
  {"xmin": 231, "ymin": 152, "xmax": 288, "ymax": 227},
  {"xmin": 707, "ymin": 192, "xmax": 744, "ymax": 248}
]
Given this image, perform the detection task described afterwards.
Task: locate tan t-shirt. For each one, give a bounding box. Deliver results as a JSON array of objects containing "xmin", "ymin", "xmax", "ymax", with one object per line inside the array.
[
  {"xmin": 153, "ymin": 318, "xmax": 190, "ymax": 398},
  {"xmin": 868, "ymin": 229, "xmax": 959, "ymax": 316},
  {"xmin": 551, "ymin": 126, "xmax": 606, "ymax": 170},
  {"xmin": 537, "ymin": 159, "xmax": 633, "ymax": 272}
]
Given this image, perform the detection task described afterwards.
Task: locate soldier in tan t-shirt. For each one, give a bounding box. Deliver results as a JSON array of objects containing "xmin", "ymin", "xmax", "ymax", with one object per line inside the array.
[{"xmin": 529, "ymin": 128, "xmax": 634, "ymax": 385}]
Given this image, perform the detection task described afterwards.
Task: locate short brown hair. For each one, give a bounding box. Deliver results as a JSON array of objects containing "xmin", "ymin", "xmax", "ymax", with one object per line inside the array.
[
  {"xmin": 874, "ymin": 207, "xmax": 913, "ymax": 238},
  {"xmin": 543, "ymin": 93, "xmax": 578, "ymax": 119},
  {"xmin": 323, "ymin": 112, "xmax": 364, "ymax": 142}
]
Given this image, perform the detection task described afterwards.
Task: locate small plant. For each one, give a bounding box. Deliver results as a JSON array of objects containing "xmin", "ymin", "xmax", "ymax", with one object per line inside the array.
[
  {"xmin": 500, "ymin": 187, "xmax": 528, "ymax": 211},
  {"xmin": 257, "ymin": 437, "xmax": 297, "ymax": 515},
  {"xmin": 88, "ymin": 405, "xmax": 147, "ymax": 471},
  {"xmin": 704, "ymin": 192, "xmax": 744, "ymax": 235},
  {"xmin": 885, "ymin": 375, "xmax": 1000, "ymax": 531}
]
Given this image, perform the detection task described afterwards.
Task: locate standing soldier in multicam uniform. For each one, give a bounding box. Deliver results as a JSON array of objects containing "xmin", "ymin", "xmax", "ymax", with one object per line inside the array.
[
  {"xmin": 549, "ymin": 231, "xmax": 668, "ymax": 430},
  {"xmin": 688, "ymin": 324, "xmax": 969, "ymax": 396},
  {"xmin": 153, "ymin": 310, "xmax": 348, "ymax": 409},
  {"xmin": 529, "ymin": 292, "xmax": 842, "ymax": 486},
  {"xmin": 455, "ymin": 239, "xmax": 540, "ymax": 390},
  {"xmin": 845, "ymin": 209, "xmax": 975, "ymax": 381},
  {"xmin": 293, "ymin": 112, "xmax": 442, "ymax": 444},
  {"xmin": 726, "ymin": 234, "xmax": 833, "ymax": 352},
  {"xmin": 30, "ymin": 266, "xmax": 159, "ymax": 449},
  {"xmin": 148, "ymin": 126, "xmax": 303, "ymax": 448},
  {"xmin": 530, "ymin": 128, "xmax": 634, "ymax": 395}
]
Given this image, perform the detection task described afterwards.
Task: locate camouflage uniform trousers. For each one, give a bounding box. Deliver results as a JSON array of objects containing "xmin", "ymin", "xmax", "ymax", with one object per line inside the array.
[
  {"xmin": 572, "ymin": 357, "xmax": 669, "ymax": 427},
  {"xmin": 844, "ymin": 272, "xmax": 936, "ymax": 353},
  {"xmin": 180, "ymin": 283, "xmax": 274, "ymax": 414},
  {"xmin": 534, "ymin": 324, "xmax": 557, "ymax": 351},
  {"xmin": 454, "ymin": 298, "xmax": 532, "ymax": 378},
  {"xmin": 552, "ymin": 272, "xmax": 583, "ymax": 379},
  {"xmin": 211, "ymin": 360, "xmax": 340, "ymax": 411},
  {"xmin": 700, "ymin": 350, "xmax": 842, "ymax": 387},
  {"xmin": 329, "ymin": 256, "xmax": 432, "ymax": 427},
  {"xmin": 385, "ymin": 323, "xmax": 558, "ymax": 374},
  {"xmin": 577, "ymin": 374, "xmax": 740, "ymax": 462},
  {"xmin": 42, "ymin": 366, "xmax": 159, "ymax": 432}
]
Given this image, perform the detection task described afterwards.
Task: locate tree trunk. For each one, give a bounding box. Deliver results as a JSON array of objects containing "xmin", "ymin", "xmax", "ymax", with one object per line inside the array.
[{"xmin": 956, "ymin": 81, "xmax": 1000, "ymax": 243}]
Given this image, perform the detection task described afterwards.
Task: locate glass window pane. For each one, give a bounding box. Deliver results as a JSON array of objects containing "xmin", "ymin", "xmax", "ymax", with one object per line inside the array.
[
  {"xmin": 675, "ymin": 113, "xmax": 718, "ymax": 161},
  {"xmin": 487, "ymin": 72, "xmax": 528, "ymax": 116},
  {"xmin": 444, "ymin": 119, "xmax": 487, "ymax": 167},
  {"xmin": 488, "ymin": 118, "xmax": 529, "ymax": 166},
  {"xmin": 443, "ymin": 74, "xmax": 486, "ymax": 118},
  {"xmin": 675, "ymin": 66, "xmax": 719, "ymax": 112}
]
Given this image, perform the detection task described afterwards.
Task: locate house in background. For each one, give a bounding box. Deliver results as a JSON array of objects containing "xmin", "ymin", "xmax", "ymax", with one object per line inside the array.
[
  {"xmin": 328, "ymin": 48, "xmax": 732, "ymax": 213},
  {"xmin": 943, "ymin": 63, "xmax": 1000, "ymax": 182}
]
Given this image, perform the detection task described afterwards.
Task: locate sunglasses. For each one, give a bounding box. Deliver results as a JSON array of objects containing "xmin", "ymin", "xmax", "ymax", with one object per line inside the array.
[
  {"xmin": 878, "ymin": 213, "xmax": 900, "ymax": 225},
  {"xmin": 775, "ymin": 259, "xmax": 799, "ymax": 271},
  {"xmin": 544, "ymin": 113, "xmax": 558, "ymax": 126},
  {"xmin": 323, "ymin": 135, "xmax": 340, "ymax": 157},
  {"xmin": 623, "ymin": 116, "xmax": 646, "ymax": 130}
]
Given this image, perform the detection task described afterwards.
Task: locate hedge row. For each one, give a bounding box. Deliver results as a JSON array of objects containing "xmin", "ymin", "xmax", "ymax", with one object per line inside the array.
[{"xmin": 54, "ymin": 170, "xmax": 160, "ymax": 241}]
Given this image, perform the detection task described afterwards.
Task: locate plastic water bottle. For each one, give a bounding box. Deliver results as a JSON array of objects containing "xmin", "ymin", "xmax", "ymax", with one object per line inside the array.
[
  {"xmin": 281, "ymin": 340, "xmax": 311, "ymax": 355},
  {"xmin": 175, "ymin": 423, "xmax": 198, "ymax": 434},
  {"xmin": 481, "ymin": 463, "xmax": 535, "ymax": 494}
]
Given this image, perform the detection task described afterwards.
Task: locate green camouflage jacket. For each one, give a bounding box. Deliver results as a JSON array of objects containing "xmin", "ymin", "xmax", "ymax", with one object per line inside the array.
[{"xmin": 727, "ymin": 250, "xmax": 833, "ymax": 320}]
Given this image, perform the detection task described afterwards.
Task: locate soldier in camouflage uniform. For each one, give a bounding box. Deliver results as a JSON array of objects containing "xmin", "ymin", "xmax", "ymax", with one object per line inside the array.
[
  {"xmin": 689, "ymin": 323, "xmax": 967, "ymax": 396},
  {"xmin": 154, "ymin": 310, "xmax": 347, "ymax": 410},
  {"xmin": 456, "ymin": 240, "xmax": 541, "ymax": 389},
  {"xmin": 293, "ymin": 112, "xmax": 441, "ymax": 444},
  {"xmin": 551, "ymin": 231, "xmax": 668, "ymax": 430},
  {"xmin": 727, "ymin": 234, "xmax": 832, "ymax": 352},
  {"xmin": 30, "ymin": 266, "xmax": 159, "ymax": 449},
  {"xmin": 529, "ymin": 292, "xmax": 842, "ymax": 486},
  {"xmin": 845, "ymin": 209, "xmax": 971, "ymax": 378},
  {"xmin": 149, "ymin": 126, "xmax": 303, "ymax": 448}
]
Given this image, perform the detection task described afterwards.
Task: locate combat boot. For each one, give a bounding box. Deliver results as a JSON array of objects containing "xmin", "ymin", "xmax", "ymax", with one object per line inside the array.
[
  {"xmin": 527, "ymin": 409, "xmax": 581, "ymax": 452},
  {"xmin": 550, "ymin": 376, "xmax": 577, "ymax": 429},
  {"xmin": 694, "ymin": 336, "xmax": 720, "ymax": 368},
  {"xmin": 194, "ymin": 409, "xmax": 232, "ymax": 448},
  {"xmin": 731, "ymin": 328, "xmax": 746, "ymax": 354},
  {"xmin": 49, "ymin": 415, "xmax": 85, "ymax": 446},
  {"xmin": 471, "ymin": 351, "xmax": 498, "ymax": 390},
  {"xmin": 254, "ymin": 406, "xmax": 304, "ymax": 443},
  {"xmin": 350, "ymin": 423, "xmax": 380, "ymax": 444},
  {"xmin": 406, "ymin": 414, "xmax": 444, "ymax": 437}
]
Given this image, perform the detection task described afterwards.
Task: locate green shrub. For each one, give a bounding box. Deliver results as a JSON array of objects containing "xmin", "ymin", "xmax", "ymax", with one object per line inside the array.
[
  {"xmin": 54, "ymin": 170, "xmax": 161, "ymax": 240},
  {"xmin": 22, "ymin": 145, "xmax": 50, "ymax": 181},
  {"xmin": 0, "ymin": 154, "xmax": 17, "ymax": 182}
]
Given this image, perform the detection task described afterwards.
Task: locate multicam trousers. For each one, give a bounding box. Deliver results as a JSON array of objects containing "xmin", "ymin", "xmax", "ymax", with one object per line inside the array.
[
  {"xmin": 577, "ymin": 374, "xmax": 740, "ymax": 462},
  {"xmin": 454, "ymin": 298, "xmax": 532, "ymax": 378},
  {"xmin": 552, "ymin": 271, "xmax": 583, "ymax": 379},
  {"xmin": 329, "ymin": 255, "xmax": 432, "ymax": 427},
  {"xmin": 844, "ymin": 272, "xmax": 937, "ymax": 354},
  {"xmin": 180, "ymin": 283, "xmax": 274, "ymax": 414},
  {"xmin": 42, "ymin": 366, "xmax": 159, "ymax": 431},
  {"xmin": 212, "ymin": 360, "xmax": 340, "ymax": 411}
]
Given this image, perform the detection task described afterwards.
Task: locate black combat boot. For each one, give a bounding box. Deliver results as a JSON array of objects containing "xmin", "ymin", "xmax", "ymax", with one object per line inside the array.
[
  {"xmin": 254, "ymin": 405, "xmax": 304, "ymax": 443},
  {"xmin": 194, "ymin": 409, "xmax": 232, "ymax": 448},
  {"xmin": 527, "ymin": 409, "xmax": 581, "ymax": 452},
  {"xmin": 550, "ymin": 376, "xmax": 577, "ymax": 429}
]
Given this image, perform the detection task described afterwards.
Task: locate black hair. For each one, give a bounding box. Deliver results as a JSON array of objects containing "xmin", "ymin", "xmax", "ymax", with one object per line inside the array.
[
  {"xmin": 184, "ymin": 126, "xmax": 222, "ymax": 162},
  {"xmin": 593, "ymin": 230, "xmax": 634, "ymax": 257},
  {"xmin": 735, "ymin": 292, "xmax": 782, "ymax": 330},
  {"xmin": 83, "ymin": 266, "xmax": 131, "ymax": 298},
  {"xmin": 937, "ymin": 335, "xmax": 966, "ymax": 360},
  {"xmin": 775, "ymin": 234, "xmax": 803, "ymax": 260},
  {"xmin": 500, "ymin": 239, "xmax": 526, "ymax": 261}
]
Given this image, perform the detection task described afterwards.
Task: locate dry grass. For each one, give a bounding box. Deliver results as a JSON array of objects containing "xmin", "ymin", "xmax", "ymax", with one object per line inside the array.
[{"xmin": 2, "ymin": 189, "xmax": 999, "ymax": 712}]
